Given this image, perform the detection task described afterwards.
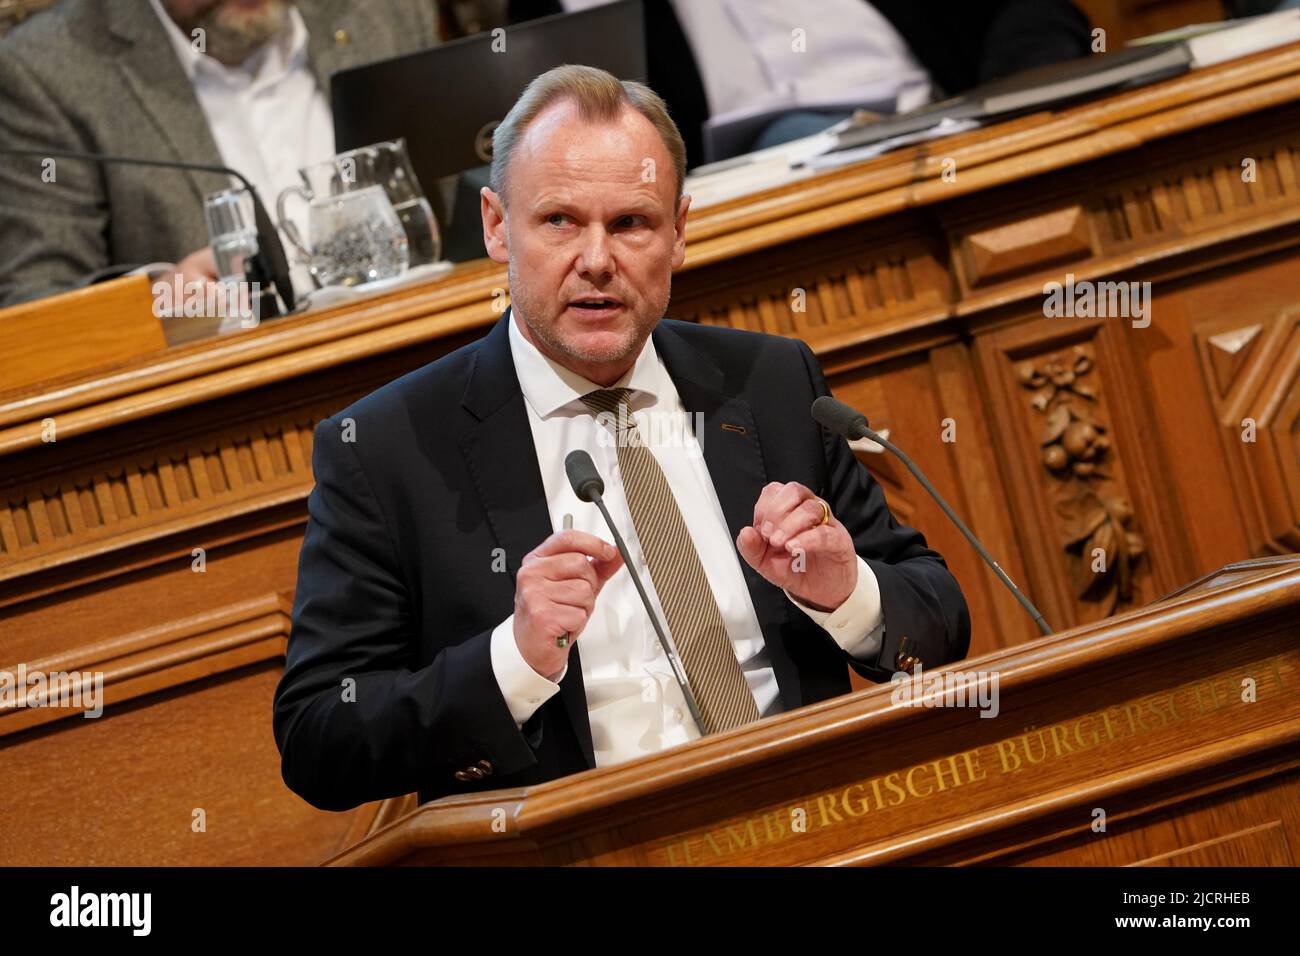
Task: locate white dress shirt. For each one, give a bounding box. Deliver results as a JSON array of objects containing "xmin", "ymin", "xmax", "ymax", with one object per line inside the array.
[
  {"xmin": 490, "ymin": 311, "xmax": 885, "ymax": 767},
  {"xmin": 560, "ymin": 0, "xmax": 933, "ymax": 121},
  {"xmin": 148, "ymin": 0, "xmax": 335, "ymax": 296}
]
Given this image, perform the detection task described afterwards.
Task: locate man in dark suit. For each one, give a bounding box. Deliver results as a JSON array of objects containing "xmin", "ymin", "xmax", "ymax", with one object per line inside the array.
[{"xmin": 274, "ymin": 64, "xmax": 969, "ymax": 813}]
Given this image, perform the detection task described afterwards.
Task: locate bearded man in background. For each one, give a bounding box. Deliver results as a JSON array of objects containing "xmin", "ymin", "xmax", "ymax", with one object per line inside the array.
[{"xmin": 0, "ymin": 0, "xmax": 439, "ymax": 307}]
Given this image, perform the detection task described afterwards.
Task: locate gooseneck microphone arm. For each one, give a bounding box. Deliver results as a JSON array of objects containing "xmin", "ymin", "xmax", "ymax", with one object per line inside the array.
[
  {"xmin": 564, "ymin": 450, "xmax": 711, "ymax": 735},
  {"xmin": 811, "ymin": 395, "xmax": 1052, "ymax": 637},
  {"xmin": 0, "ymin": 147, "xmax": 296, "ymax": 315}
]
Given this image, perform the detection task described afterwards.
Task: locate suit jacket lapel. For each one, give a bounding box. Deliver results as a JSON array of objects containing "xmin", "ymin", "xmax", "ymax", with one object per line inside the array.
[
  {"xmin": 106, "ymin": 3, "xmax": 227, "ymax": 206},
  {"xmin": 459, "ymin": 310, "xmax": 596, "ymax": 768}
]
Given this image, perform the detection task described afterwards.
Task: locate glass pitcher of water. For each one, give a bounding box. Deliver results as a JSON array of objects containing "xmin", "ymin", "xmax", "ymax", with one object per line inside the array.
[
  {"xmin": 276, "ymin": 139, "xmax": 438, "ymax": 287},
  {"xmin": 295, "ymin": 185, "xmax": 410, "ymax": 287},
  {"xmin": 352, "ymin": 139, "xmax": 440, "ymax": 267}
]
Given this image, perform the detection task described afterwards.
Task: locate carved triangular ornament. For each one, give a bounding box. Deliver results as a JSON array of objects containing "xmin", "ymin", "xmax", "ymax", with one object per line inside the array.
[{"xmin": 1207, "ymin": 325, "xmax": 1262, "ymax": 396}]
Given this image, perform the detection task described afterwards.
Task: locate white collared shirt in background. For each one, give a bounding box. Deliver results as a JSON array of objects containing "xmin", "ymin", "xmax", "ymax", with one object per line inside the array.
[
  {"xmin": 560, "ymin": 0, "xmax": 933, "ymax": 122},
  {"xmin": 148, "ymin": 0, "xmax": 334, "ymax": 296},
  {"xmin": 490, "ymin": 311, "xmax": 885, "ymax": 768}
]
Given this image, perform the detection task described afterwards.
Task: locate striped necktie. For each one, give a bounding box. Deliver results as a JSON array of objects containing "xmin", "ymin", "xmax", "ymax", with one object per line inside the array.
[{"xmin": 581, "ymin": 387, "xmax": 761, "ymax": 734}]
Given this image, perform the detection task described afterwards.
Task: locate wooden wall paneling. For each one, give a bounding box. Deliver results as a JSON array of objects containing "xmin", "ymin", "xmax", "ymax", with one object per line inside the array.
[
  {"xmin": 0, "ymin": 328, "xmax": 487, "ymax": 610},
  {"xmin": 0, "ymin": 531, "xmax": 302, "ymax": 710},
  {"xmin": 942, "ymin": 101, "xmax": 1300, "ymax": 319},
  {"xmin": 0, "ymin": 405, "xmax": 325, "ymax": 586},
  {"xmin": 1110, "ymin": 276, "xmax": 1254, "ymax": 576},
  {"xmin": 1191, "ymin": 275, "xmax": 1300, "ymax": 555},
  {"xmin": 1087, "ymin": 229, "xmax": 1300, "ymax": 572},
  {"xmin": 960, "ymin": 204, "xmax": 1097, "ymax": 288},
  {"xmin": 1073, "ymin": 315, "xmax": 1202, "ymax": 598},
  {"xmin": 672, "ymin": 217, "xmax": 952, "ymax": 356},
  {"xmin": 928, "ymin": 342, "xmax": 1042, "ymax": 649},
  {"xmin": 973, "ymin": 312, "xmax": 1194, "ymax": 630},
  {"xmin": 0, "ymin": 527, "xmax": 393, "ymax": 865},
  {"xmin": 0, "ymin": 660, "xmax": 361, "ymax": 866}
]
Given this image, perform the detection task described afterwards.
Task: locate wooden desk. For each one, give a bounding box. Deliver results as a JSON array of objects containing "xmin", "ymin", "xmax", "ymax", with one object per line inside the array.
[{"xmin": 2, "ymin": 45, "xmax": 1299, "ymax": 865}]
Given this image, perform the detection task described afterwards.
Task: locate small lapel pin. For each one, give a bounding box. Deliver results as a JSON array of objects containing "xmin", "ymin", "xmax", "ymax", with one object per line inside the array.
[{"xmin": 721, "ymin": 423, "xmax": 746, "ymax": 435}]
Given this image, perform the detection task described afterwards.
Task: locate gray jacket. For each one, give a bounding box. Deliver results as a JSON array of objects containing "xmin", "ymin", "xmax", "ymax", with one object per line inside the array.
[{"xmin": 0, "ymin": 0, "xmax": 439, "ymax": 307}]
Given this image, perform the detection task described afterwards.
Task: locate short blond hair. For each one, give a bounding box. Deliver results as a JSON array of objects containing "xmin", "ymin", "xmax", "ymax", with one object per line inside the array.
[{"xmin": 489, "ymin": 64, "xmax": 686, "ymax": 204}]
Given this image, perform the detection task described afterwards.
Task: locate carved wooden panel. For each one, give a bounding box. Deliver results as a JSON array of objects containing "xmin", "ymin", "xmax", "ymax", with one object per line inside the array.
[
  {"xmin": 975, "ymin": 315, "xmax": 1191, "ymax": 630},
  {"xmin": 674, "ymin": 222, "xmax": 949, "ymax": 343},
  {"xmin": 1015, "ymin": 343, "xmax": 1147, "ymax": 616},
  {"xmin": 1097, "ymin": 133, "xmax": 1300, "ymax": 245},
  {"xmin": 945, "ymin": 105, "xmax": 1300, "ymax": 303},
  {"xmin": 0, "ymin": 407, "xmax": 328, "ymax": 581},
  {"xmin": 1196, "ymin": 304, "xmax": 1300, "ymax": 554},
  {"xmin": 961, "ymin": 205, "xmax": 1094, "ymax": 286}
]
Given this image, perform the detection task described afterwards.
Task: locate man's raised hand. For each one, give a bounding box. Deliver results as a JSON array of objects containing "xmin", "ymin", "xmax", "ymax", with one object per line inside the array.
[{"xmin": 513, "ymin": 530, "xmax": 624, "ymax": 679}]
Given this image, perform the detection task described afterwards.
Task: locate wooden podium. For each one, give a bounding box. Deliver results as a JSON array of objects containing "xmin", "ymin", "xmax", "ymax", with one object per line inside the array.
[{"xmin": 328, "ymin": 556, "xmax": 1300, "ymax": 866}]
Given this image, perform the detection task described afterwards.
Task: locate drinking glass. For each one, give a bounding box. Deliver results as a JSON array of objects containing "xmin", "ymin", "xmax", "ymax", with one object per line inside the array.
[{"xmin": 203, "ymin": 187, "xmax": 258, "ymax": 283}]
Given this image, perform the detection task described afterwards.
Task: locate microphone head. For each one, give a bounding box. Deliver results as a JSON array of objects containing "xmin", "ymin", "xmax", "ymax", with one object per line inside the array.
[
  {"xmin": 565, "ymin": 450, "xmax": 605, "ymax": 502},
  {"xmin": 811, "ymin": 395, "xmax": 871, "ymax": 439}
]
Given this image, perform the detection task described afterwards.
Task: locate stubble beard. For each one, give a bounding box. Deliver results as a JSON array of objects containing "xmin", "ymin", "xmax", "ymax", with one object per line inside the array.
[
  {"xmin": 509, "ymin": 260, "xmax": 670, "ymax": 371},
  {"xmin": 181, "ymin": 0, "xmax": 291, "ymax": 66}
]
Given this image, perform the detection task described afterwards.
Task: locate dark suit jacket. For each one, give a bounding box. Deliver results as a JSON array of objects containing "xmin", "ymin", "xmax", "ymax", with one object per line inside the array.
[
  {"xmin": 273, "ymin": 311, "xmax": 970, "ymax": 811},
  {"xmin": 0, "ymin": 0, "xmax": 438, "ymax": 306},
  {"xmin": 510, "ymin": 0, "xmax": 1093, "ymax": 169}
]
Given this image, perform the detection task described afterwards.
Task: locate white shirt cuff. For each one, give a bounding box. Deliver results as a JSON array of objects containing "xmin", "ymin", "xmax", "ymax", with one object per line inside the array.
[
  {"xmin": 489, "ymin": 616, "xmax": 566, "ymax": 728},
  {"xmin": 785, "ymin": 555, "xmax": 885, "ymax": 661}
]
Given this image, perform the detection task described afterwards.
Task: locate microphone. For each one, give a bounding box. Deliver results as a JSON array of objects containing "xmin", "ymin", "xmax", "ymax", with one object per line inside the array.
[
  {"xmin": 564, "ymin": 449, "xmax": 711, "ymax": 734},
  {"xmin": 566, "ymin": 450, "xmax": 605, "ymax": 502},
  {"xmin": 0, "ymin": 147, "xmax": 296, "ymax": 316},
  {"xmin": 811, "ymin": 395, "xmax": 1052, "ymax": 636}
]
